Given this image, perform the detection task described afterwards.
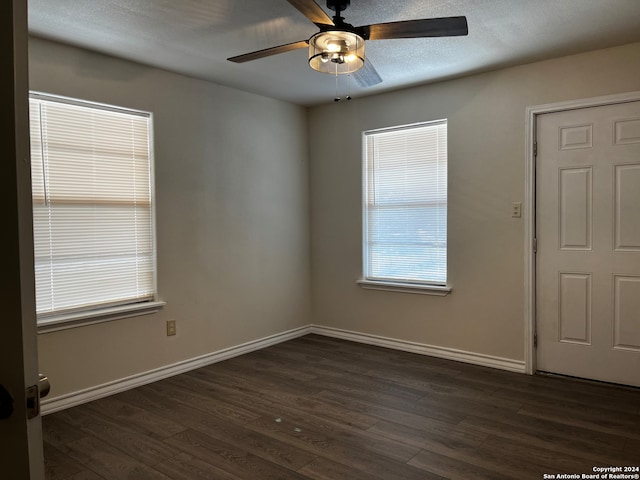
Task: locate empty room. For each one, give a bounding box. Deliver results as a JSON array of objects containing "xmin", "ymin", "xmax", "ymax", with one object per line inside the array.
[{"xmin": 2, "ymin": 0, "xmax": 640, "ymax": 478}]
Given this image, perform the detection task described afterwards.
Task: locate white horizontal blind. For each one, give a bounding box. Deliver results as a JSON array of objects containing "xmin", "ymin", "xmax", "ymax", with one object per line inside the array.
[
  {"xmin": 363, "ymin": 120, "xmax": 447, "ymax": 285},
  {"xmin": 29, "ymin": 94, "xmax": 155, "ymax": 318}
]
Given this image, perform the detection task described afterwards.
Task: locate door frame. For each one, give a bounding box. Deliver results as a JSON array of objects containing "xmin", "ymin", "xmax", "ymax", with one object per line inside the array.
[{"xmin": 523, "ymin": 91, "xmax": 640, "ymax": 375}]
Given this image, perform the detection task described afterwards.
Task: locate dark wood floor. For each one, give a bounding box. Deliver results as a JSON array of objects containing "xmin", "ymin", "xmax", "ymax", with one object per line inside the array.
[{"xmin": 43, "ymin": 334, "xmax": 640, "ymax": 480}]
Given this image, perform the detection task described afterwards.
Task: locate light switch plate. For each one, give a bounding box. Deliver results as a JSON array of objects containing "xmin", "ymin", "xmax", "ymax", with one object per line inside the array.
[{"xmin": 166, "ymin": 320, "xmax": 176, "ymax": 336}]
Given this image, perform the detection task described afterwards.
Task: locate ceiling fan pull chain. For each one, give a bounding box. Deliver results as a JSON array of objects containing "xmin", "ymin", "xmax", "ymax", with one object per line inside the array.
[{"xmin": 334, "ymin": 63, "xmax": 341, "ymax": 102}]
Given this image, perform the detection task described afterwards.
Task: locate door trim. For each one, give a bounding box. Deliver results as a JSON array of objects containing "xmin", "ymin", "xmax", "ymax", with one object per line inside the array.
[{"xmin": 524, "ymin": 91, "xmax": 640, "ymax": 375}]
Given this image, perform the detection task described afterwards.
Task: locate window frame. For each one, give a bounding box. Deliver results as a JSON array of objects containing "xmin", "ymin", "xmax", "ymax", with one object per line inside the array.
[
  {"xmin": 359, "ymin": 120, "xmax": 451, "ymax": 296},
  {"xmin": 29, "ymin": 92, "xmax": 164, "ymax": 332}
]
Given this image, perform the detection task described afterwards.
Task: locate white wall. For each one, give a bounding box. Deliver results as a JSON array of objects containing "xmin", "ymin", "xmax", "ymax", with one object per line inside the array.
[
  {"xmin": 308, "ymin": 42, "xmax": 640, "ymax": 363},
  {"xmin": 29, "ymin": 37, "xmax": 311, "ymax": 398}
]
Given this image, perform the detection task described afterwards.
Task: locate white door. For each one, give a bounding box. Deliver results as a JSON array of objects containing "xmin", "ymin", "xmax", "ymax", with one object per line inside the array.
[
  {"xmin": 0, "ymin": 0, "xmax": 45, "ymax": 478},
  {"xmin": 536, "ymin": 100, "xmax": 640, "ymax": 387}
]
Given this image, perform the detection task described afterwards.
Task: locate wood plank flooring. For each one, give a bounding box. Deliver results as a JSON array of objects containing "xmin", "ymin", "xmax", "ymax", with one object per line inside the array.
[{"xmin": 43, "ymin": 334, "xmax": 640, "ymax": 479}]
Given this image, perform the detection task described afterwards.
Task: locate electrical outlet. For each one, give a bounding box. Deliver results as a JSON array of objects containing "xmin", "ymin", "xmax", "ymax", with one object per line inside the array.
[
  {"xmin": 166, "ymin": 320, "xmax": 176, "ymax": 336},
  {"xmin": 512, "ymin": 202, "xmax": 522, "ymax": 218}
]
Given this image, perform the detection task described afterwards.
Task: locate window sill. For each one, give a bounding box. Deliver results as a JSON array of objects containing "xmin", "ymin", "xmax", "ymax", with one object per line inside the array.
[
  {"xmin": 357, "ymin": 279, "xmax": 452, "ymax": 296},
  {"xmin": 37, "ymin": 300, "xmax": 166, "ymax": 334}
]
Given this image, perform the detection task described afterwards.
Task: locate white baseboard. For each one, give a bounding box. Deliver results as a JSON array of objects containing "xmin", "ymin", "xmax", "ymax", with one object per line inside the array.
[
  {"xmin": 41, "ymin": 325, "xmax": 312, "ymax": 415},
  {"xmin": 42, "ymin": 323, "xmax": 525, "ymax": 414},
  {"xmin": 310, "ymin": 325, "xmax": 526, "ymax": 373}
]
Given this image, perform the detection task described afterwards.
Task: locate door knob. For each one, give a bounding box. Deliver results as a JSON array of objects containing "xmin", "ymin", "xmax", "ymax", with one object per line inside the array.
[
  {"xmin": 0, "ymin": 377, "xmax": 49, "ymax": 420},
  {"xmin": 25, "ymin": 375, "xmax": 51, "ymax": 419},
  {"xmin": 39, "ymin": 374, "xmax": 50, "ymax": 399}
]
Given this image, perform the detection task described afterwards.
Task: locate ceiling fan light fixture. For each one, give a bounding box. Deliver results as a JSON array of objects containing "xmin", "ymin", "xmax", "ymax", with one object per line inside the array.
[{"xmin": 308, "ymin": 30, "xmax": 364, "ymax": 74}]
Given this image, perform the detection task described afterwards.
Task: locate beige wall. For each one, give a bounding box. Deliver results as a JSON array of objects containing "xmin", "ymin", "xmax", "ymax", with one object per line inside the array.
[
  {"xmin": 30, "ymin": 37, "xmax": 640, "ymax": 399},
  {"xmin": 29, "ymin": 38, "xmax": 311, "ymax": 398},
  {"xmin": 308, "ymin": 42, "xmax": 640, "ymax": 362}
]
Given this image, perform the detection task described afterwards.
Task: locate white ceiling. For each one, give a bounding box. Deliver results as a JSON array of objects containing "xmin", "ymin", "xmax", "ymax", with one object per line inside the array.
[{"xmin": 28, "ymin": 0, "xmax": 640, "ymax": 106}]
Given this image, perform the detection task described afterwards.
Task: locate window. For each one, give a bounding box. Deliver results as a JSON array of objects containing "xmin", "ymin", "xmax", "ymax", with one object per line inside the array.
[
  {"xmin": 29, "ymin": 93, "xmax": 160, "ymax": 327},
  {"xmin": 360, "ymin": 120, "xmax": 449, "ymax": 295}
]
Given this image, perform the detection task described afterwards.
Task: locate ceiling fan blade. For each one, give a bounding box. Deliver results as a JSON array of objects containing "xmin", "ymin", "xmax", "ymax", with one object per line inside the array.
[
  {"xmin": 286, "ymin": 0, "xmax": 334, "ymax": 27},
  {"xmin": 354, "ymin": 59, "xmax": 382, "ymax": 87},
  {"xmin": 362, "ymin": 16, "xmax": 468, "ymax": 40},
  {"xmin": 228, "ymin": 40, "xmax": 309, "ymax": 63}
]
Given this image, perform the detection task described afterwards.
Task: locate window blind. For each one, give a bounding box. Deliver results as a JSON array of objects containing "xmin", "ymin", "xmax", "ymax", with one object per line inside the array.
[
  {"xmin": 29, "ymin": 94, "xmax": 155, "ymax": 318},
  {"xmin": 363, "ymin": 120, "xmax": 447, "ymax": 285}
]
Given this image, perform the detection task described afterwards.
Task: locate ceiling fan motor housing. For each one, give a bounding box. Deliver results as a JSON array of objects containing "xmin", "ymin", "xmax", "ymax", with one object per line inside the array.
[{"xmin": 327, "ymin": 0, "xmax": 350, "ymax": 13}]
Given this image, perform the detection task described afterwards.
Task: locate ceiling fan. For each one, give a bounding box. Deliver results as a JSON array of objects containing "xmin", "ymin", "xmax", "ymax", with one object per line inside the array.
[{"xmin": 227, "ymin": 0, "xmax": 468, "ymax": 87}]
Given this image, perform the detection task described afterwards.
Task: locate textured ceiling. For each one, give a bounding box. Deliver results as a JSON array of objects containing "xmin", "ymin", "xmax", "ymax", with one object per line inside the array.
[{"xmin": 28, "ymin": 0, "xmax": 640, "ymax": 106}]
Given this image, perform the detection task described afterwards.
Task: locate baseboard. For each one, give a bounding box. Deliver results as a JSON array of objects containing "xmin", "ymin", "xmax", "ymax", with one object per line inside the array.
[
  {"xmin": 42, "ymin": 323, "xmax": 525, "ymax": 414},
  {"xmin": 41, "ymin": 325, "xmax": 312, "ymax": 415},
  {"xmin": 310, "ymin": 325, "xmax": 526, "ymax": 373}
]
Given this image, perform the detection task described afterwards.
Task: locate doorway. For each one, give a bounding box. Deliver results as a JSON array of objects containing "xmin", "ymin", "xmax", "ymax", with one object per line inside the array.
[{"xmin": 527, "ymin": 94, "xmax": 640, "ymax": 386}]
